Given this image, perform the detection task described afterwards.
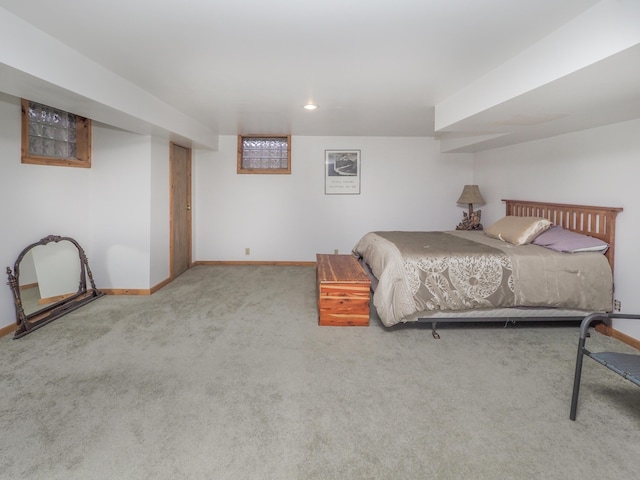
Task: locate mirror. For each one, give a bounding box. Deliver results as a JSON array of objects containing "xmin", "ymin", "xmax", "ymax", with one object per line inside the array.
[{"xmin": 6, "ymin": 235, "xmax": 104, "ymax": 339}]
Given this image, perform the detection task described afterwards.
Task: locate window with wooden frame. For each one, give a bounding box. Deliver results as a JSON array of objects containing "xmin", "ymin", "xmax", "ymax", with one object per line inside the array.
[
  {"xmin": 237, "ymin": 135, "xmax": 291, "ymax": 174},
  {"xmin": 21, "ymin": 99, "xmax": 92, "ymax": 168}
]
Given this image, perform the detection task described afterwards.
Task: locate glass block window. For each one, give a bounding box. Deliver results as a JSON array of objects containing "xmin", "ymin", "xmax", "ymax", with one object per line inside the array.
[
  {"xmin": 237, "ymin": 135, "xmax": 291, "ymax": 174},
  {"xmin": 21, "ymin": 99, "xmax": 92, "ymax": 168},
  {"xmin": 27, "ymin": 102, "xmax": 77, "ymax": 158}
]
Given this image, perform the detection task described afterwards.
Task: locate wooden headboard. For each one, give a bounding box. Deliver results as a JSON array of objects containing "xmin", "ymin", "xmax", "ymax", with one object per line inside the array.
[{"xmin": 503, "ymin": 199, "xmax": 623, "ymax": 273}]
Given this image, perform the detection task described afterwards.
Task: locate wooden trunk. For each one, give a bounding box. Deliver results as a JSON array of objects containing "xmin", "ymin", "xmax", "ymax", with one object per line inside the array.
[{"xmin": 316, "ymin": 254, "xmax": 371, "ymax": 326}]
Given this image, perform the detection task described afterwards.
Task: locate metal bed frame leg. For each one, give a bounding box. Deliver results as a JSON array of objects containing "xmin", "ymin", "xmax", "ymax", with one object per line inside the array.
[{"xmin": 431, "ymin": 322, "xmax": 440, "ymax": 339}]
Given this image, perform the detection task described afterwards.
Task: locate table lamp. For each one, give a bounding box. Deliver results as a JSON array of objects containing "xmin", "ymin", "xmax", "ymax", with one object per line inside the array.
[{"xmin": 456, "ymin": 185, "xmax": 485, "ymax": 230}]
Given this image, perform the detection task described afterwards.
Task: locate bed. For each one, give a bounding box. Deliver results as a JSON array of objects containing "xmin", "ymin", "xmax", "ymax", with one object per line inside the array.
[{"xmin": 352, "ymin": 199, "xmax": 623, "ymax": 338}]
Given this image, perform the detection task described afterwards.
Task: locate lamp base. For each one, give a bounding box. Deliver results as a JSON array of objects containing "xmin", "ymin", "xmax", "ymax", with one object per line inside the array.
[{"xmin": 456, "ymin": 209, "xmax": 483, "ymax": 231}]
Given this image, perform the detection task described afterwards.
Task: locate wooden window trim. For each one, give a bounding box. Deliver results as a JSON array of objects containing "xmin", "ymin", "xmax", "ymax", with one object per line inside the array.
[
  {"xmin": 237, "ymin": 134, "xmax": 291, "ymax": 174},
  {"xmin": 21, "ymin": 99, "xmax": 92, "ymax": 168}
]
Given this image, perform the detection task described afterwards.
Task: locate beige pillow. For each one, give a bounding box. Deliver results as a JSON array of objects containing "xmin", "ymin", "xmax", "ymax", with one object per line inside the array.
[{"xmin": 484, "ymin": 216, "xmax": 551, "ymax": 246}]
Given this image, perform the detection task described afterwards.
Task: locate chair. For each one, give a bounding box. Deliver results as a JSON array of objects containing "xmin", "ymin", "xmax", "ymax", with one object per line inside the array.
[{"xmin": 570, "ymin": 313, "xmax": 640, "ymax": 421}]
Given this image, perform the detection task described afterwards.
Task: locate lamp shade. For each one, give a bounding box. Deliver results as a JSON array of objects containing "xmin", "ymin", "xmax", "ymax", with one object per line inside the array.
[{"xmin": 457, "ymin": 185, "xmax": 485, "ymax": 205}]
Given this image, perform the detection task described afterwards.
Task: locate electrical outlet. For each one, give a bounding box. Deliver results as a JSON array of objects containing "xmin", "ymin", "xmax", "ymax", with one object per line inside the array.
[
  {"xmin": 614, "ymin": 299, "xmax": 621, "ymax": 312},
  {"xmin": 245, "ymin": 248, "xmax": 250, "ymax": 256},
  {"xmin": 334, "ymin": 249, "xmax": 339, "ymax": 255}
]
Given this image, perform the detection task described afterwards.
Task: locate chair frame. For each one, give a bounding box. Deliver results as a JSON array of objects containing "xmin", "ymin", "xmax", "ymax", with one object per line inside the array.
[{"xmin": 570, "ymin": 312, "xmax": 640, "ymax": 420}]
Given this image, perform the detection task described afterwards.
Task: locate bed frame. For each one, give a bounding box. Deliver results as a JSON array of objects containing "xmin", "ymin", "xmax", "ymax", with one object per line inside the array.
[
  {"xmin": 417, "ymin": 199, "xmax": 623, "ymax": 338},
  {"xmin": 503, "ymin": 199, "xmax": 622, "ymax": 273}
]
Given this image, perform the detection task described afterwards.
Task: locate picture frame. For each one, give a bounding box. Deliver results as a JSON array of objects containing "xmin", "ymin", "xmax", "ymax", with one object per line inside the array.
[{"xmin": 324, "ymin": 150, "xmax": 361, "ymax": 195}]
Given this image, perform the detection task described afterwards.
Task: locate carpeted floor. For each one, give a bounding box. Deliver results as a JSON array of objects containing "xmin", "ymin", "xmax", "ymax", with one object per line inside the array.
[{"xmin": 1, "ymin": 265, "xmax": 639, "ymax": 480}]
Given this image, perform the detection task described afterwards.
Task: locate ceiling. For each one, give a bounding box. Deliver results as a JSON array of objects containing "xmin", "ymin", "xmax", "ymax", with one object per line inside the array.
[{"xmin": 1, "ymin": 0, "xmax": 639, "ymax": 152}]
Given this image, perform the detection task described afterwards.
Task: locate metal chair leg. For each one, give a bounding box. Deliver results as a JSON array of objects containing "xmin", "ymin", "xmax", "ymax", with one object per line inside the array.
[{"xmin": 570, "ymin": 338, "xmax": 587, "ymax": 421}]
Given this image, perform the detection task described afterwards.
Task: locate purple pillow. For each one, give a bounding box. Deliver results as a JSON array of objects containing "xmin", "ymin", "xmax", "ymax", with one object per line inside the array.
[{"xmin": 531, "ymin": 225, "xmax": 609, "ymax": 253}]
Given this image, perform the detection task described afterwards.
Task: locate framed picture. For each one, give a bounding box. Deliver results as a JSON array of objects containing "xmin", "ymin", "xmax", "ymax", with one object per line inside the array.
[{"xmin": 324, "ymin": 150, "xmax": 361, "ymax": 195}]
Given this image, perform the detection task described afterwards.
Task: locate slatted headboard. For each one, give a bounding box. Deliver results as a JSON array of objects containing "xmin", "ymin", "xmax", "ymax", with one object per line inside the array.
[{"xmin": 503, "ymin": 199, "xmax": 623, "ymax": 273}]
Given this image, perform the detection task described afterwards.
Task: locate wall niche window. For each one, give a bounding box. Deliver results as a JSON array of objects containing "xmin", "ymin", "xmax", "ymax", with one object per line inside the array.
[
  {"xmin": 237, "ymin": 135, "xmax": 291, "ymax": 174},
  {"xmin": 21, "ymin": 99, "xmax": 92, "ymax": 168}
]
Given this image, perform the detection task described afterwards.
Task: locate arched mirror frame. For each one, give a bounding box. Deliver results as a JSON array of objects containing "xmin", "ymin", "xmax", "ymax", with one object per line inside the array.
[{"xmin": 6, "ymin": 235, "xmax": 104, "ymax": 339}]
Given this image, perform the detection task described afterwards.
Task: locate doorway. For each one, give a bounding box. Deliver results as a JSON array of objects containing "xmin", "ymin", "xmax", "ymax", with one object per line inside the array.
[{"xmin": 170, "ymin": 142, "xmax": 192, "ymax": 279}]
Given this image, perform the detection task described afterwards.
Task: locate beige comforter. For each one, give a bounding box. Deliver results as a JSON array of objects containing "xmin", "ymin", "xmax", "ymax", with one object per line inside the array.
[{"xmin": 352, "ymin": 230, "xmax": 613, "ymax": 327}]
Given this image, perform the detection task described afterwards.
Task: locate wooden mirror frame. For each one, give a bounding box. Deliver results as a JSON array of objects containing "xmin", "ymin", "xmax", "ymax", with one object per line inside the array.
[{"xmin": 6, "ymin": 235, "xmax": 104, "ymax": 339}]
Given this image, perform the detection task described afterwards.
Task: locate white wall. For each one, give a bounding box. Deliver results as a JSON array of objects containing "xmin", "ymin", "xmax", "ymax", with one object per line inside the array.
[
  {"xmin": 0, "ymin": 94, "xmax": 172, "ymax": 329},
  {"xmin": 193, "ymin": 135, "xmax": 474, "ymax": 262},
  {"xmin": 0, "ymin": 93, "xmax": 93, "ymax": 329},
  {"xmin": 474, "ymin": 118, "xmax": 640, "ymax": 338},
  {"xmin": 88, "ymin": 125, "xmax": 154, "ymax": 290}
]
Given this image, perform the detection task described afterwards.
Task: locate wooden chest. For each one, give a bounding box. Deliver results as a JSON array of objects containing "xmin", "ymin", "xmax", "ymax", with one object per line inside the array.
[{"xmin": 316, "ymin": 254, "xmax": 371, "ymax": 326}]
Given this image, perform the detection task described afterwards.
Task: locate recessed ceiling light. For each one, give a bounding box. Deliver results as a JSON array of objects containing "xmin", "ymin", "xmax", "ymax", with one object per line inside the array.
[{"xmin": 303, "ymin": 104, "xmax": 318, "ymax": 111}]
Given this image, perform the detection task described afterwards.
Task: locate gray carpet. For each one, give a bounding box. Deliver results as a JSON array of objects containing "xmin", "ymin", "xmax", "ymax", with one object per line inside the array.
[{"xmin": 1, "ymin": 265, "xmax": 639, "ymax": 480}]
